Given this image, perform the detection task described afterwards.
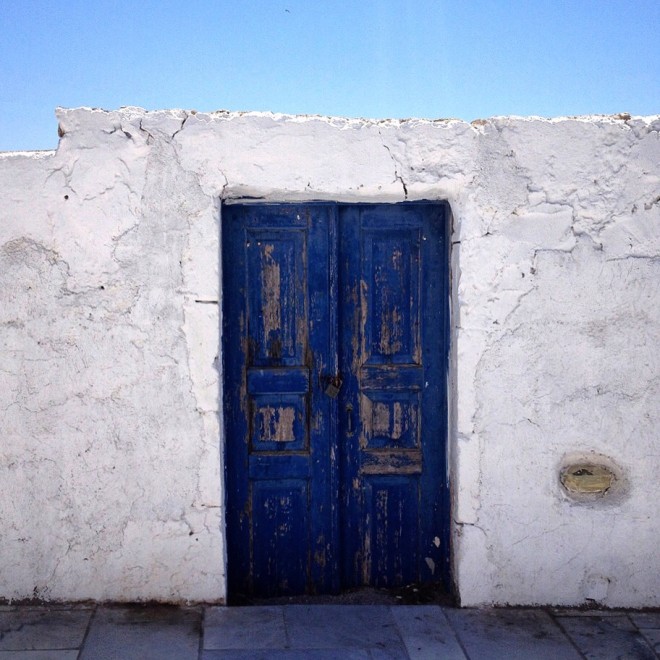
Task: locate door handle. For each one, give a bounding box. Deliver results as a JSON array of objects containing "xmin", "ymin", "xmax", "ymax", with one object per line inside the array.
[{"xmin": 346, "ymin": 403, "xmax": 354, "ymax": 434}]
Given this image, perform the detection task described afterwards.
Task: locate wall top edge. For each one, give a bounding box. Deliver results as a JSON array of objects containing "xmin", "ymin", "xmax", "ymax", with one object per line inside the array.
[
  {"xmin": 0, "ymin": 149, "xmax": 56, "ymax": 160},
  {"xmin": 53, "ymin": 106, "xmax": 660, "ymax": 128}
]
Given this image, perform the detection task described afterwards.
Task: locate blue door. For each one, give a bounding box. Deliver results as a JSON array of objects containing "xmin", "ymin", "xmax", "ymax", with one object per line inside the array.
[{"xmin": 223, "ymin": 202, "xmax": 448, "ymax": 598}]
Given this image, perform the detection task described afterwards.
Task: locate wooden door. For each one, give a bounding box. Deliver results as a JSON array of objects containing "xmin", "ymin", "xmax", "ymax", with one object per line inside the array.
[
  {"xmin": 338, "ymin": 204, "xmax": 449, "ymax": 588},
  {"xmin": 223, "ymin": 204, "xmax": 338, "ymax": 597},
  {"xmin": 223, "ymin": 202, "xmax": 448, "ymax": 598}
]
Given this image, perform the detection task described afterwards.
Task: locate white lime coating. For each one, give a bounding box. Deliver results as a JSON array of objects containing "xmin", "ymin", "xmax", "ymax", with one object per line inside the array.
[{"xmin": 1, "ymin": 108, "xmax": 658, "ymax": 606}]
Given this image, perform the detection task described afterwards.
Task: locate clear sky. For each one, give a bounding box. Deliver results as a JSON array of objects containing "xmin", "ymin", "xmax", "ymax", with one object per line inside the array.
[{"xmin": 1, "ymin": 0, "xmax": 658, "ymax": 151}]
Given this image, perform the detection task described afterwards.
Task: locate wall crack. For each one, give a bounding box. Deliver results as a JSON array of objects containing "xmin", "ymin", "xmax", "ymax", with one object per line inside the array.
[{"xmin": 378, "ymin": 130, "xmax": 408, "ymax": 198}]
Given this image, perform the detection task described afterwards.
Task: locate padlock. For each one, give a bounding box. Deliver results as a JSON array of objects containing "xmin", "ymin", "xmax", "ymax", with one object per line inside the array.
[{"xmin": 324, "ymin": 375, "xmax": 342, "ymax": 398}]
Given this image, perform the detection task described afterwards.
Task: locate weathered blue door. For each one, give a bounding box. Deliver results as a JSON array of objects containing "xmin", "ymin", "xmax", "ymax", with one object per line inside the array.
[{"xmin": 223, "ymin": 202, "xmax": 448, "ymax": 598}]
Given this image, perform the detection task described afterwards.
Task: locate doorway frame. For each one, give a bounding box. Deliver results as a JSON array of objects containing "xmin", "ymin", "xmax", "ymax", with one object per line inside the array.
[{"xmin": 219, "ymin": 199, "xmax": 454, "ymax": 600}]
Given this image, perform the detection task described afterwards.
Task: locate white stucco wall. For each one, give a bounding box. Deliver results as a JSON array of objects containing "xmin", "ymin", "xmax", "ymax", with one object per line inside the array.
[{"xmin": 0, "ymin": 108, "xmax": 658, "ymax": 606}]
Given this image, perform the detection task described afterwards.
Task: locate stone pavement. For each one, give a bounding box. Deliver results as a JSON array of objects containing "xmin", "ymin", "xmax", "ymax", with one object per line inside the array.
[{"xmin": 0, "ymin": 603, "xmax": 658, "ymax": 659}]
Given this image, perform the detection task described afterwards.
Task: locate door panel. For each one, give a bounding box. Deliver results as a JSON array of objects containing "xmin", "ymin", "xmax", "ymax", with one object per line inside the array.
[
  {"xmin": 339, "ymin": 204, "xmax": 448, "ymax": 589},
  {"xmin": 223, "ymin": 204, "xmax": 337, "ymax": 598},
  {"xmin": 223, "ymin": 202, "xmax": 448, "ymax": 598},
  {"xmin": 363, "ymin": 476, "xmax": 420, "ymax": 586},
  {"xmin": 362, "ymin": 226, "xmax": 421, "ymax": 365},
  {"xmin": 251, "ymin": 479, "xmax": 309, "ymax": 595}
]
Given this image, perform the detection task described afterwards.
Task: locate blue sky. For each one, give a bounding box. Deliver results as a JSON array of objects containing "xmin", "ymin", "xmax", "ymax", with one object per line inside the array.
[{"xmin": 1, "ymin": 0, "xmax": 658, "ymax": 151}]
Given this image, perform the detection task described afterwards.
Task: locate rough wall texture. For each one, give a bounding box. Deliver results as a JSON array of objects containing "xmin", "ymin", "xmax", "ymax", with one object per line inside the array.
[{"xmin": 0, "ymin": 108, "xmax": 658, "ymax": 606}]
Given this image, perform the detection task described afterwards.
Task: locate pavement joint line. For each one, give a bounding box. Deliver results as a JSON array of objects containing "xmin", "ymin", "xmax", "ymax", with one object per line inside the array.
[
  {"xmin": 388, "ymin": 605, "xmax": 409, "ymax": 658},
  {"xmin": 547, "ymin": 608, "xmax": 588, "ymax": 660},
  {"xmin": 197, "ymin": 604, "xmax": 205, "ymax": 659},
  {"xmin": 77, "ymin": 604, "xmax": 97, "ymax": 657},
  {"xmin": 281, "ymin": 605, "xmax": 292, "ymax": 650},
  {"xmin": 440, "ymin": 605, "xmax": 471, "ymax": 660}
]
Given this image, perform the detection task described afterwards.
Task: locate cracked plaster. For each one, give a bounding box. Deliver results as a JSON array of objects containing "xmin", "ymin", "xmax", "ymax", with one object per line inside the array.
[{"xmin": 0, "ymin": 107, "xmax": 658, "ymax": 607}]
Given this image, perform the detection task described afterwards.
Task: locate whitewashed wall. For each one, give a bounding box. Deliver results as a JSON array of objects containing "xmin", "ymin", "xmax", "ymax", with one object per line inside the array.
[{"xmin": 0, "ymin": 108, "xmax": 658, "ymax": 606}]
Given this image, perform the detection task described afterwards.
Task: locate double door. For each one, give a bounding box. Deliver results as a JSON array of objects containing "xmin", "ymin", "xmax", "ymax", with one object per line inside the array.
[{"xmin": 222, "ymin": 202, "xmax": 449, "ymax": 598}]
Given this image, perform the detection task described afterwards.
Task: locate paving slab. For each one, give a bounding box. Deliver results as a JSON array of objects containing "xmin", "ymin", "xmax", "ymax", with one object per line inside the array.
[
  {"xmin": 556, "ymin": 614, "xmax": 657, "ymax": 659},
  {"xmin": 445, "ymin": 608, "xmax": 581, "ymax": 659},
  {"xmin": 284, "ymin": 605, "xmax": 405, "ymax": 654},
  {"xmin": 391, "ymin": 606, "xmax": 466, "ymax": 659},
  {"xmin": 0, "ymin": 609, "xmax": 91, "ymax": 651},
  {"xmin": 202, "ymin": 651, "xmax": 372, "ymax": 659},
  {"xmin": 79, "ymin": 605, "xmax": 201, "ymax": 660},
  {"xmin": 638, "ymin": 629, "xmax": 660, "ymax": 656},
  {"xmin": 204, "ymin": 606, "xmax": 287, "ymax": 650},
  {"xmin": 551, "ymin": 608, "xmax": 634, "ymax": 617},
  {"xmin": 630, "ymin": 613, "xmax": 660, "ymax": 629},
  {"xmin": 368, "ymin": 648, "xmax": 413, "ymax": 659},
  {"xmin": 630, "ymin": 612, "xmax": 660, "ymax": 655},
  {"xmin": 0, "ymin": 653, "xmax": 78, "ymax": 659}
]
